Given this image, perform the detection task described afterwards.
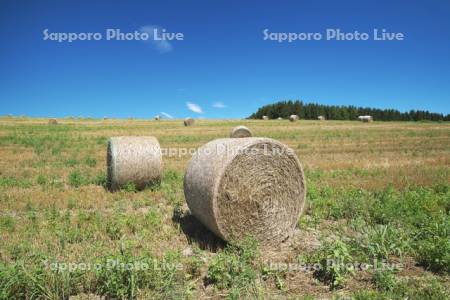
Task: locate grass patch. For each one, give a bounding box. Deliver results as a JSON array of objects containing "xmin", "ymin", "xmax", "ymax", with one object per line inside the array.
[
  {"xmin": 68, "ymin": 170, "xmax": 89, "ymax": 188},
  {"xmin": 207, "ymin": 237, "xmax": 260, "ymax": 298},
  {"xmin": 0, "ymin": 176, "xmax": 32, "ymax": 189}
]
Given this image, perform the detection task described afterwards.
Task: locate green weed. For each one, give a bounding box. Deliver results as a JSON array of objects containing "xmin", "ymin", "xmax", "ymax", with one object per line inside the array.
[
  {"xmin": 68, "ymin": 170, "xmax": 88, "ymax": 188},
  {"xmin": 0, "ymin": 177, "xmax": 32, "ymax": 189},
  {"xmin": 360, "ymin": 225, "xmax": 411, "ymax": 259},
  {"xmin": 84, "ymin": 156, "xmax": 97, "ymax": 167},
  {"xmin": 207, "ymin": 237, "xmax": 259, "ymax": 297},
  {"xmin": 372, "ymin": 269, "xmax": 396, "ymax": 292},
  {"xmin": 415, "ymin": 215, "xmax": 450, "ymax": 273},
  {"xmin": 36, "ymin": 174, "xmax": 48, "ymax": 186},
  {"xmin": 308, "ymin": 238, "xmax": 356, "ymax": 289},
  {"xmin": 0, "ymin": 215, "xmax": 16, "ymax": 232}
]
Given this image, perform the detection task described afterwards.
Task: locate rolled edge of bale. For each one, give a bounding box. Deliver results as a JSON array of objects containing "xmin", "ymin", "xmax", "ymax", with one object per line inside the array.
[
  {"xmin": 184, "ymin": 137, "xmax": 306, "ymax": 246},
  {"xmin": 289, "ymin": 115, "xmax": 299, "ymax": 122},
  {"xmin": 48, "ymin": 118, "xmax": 58, "ymax": 125},
  {"xmin": 230, "ymin": 125, "xmax": 252, "ymax": 138},
  {"xmin": 184, "ymin": 117, "xmax": 194, "ymax": 126},
  {"xmin": 107, "ymin": 136, "xmax": 162, "ymax": 191}
]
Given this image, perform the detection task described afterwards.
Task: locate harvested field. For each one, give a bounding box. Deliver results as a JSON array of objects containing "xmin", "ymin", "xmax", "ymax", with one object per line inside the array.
[{"xmin": 0, "ymin": 117, "xmax": 449, "ymax": 299}]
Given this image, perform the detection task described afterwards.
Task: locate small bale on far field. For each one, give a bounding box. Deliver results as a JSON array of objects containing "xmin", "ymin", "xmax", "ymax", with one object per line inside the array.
[
  {"xmin": 289, "ymin": 115, "xmax": 299, "ymax": 122},
  {"xmin": 358, "ymin": 115, "xmax": 373, "ymax": 122},
  {"xmin": 230, "ymin": 126, "xmax": 252, "ymax": 138},
  {"xmin": 184, "ymin": 117, "xmax": 194, "ymax": 126}
]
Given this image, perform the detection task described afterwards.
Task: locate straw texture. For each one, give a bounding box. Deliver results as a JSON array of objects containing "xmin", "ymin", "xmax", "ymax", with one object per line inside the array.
[
  {"xmin": 107, "ymin": 136, "xmax": 162, "ymax": 190},
  {"xmin": 184, "ymin": 137, "xmax": 306, "ymax": 246}
]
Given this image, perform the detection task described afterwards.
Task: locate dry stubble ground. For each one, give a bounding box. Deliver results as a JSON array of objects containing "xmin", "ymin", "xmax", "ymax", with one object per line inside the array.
[{"xmin": 0, "ymin": 117, "xmax": 449, "ymax": 299}]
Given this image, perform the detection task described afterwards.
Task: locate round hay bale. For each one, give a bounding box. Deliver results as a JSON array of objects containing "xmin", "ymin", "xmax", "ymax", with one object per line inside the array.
[
  {"xmin": 107, "ymin": 136, "xmax": 162, "ymax": 191},
  {"xmin": 277, "ymin": 117, "xmax": 283, "ymax": 120},
  {"xmin": 154, "ymin": 115, "xmax": 160, "ymax": 121},
  {"xmin": 289, "ymin": 115, "xmax": 299, "ymax": 122},
  {"xmin": 184, "ymin": 117, "xmax": 194, "ymax": 126},
  {"xmin": 230, "ymin": 126, "xmax": 252, "ymax": 138},
  {"xmin": 262, "ymin": 116, "xmax": 269, "ymax": 120},
  {"xmin": 358, "ymin": 115, "xmax": 373, "ymax": 122},
  {"xmin": 184, "ymin": 137, "xmax": 306, "ymax": 246},
  {"xmin": 48, "ymin": 118, "xmax": 58, "ymax": 125}
]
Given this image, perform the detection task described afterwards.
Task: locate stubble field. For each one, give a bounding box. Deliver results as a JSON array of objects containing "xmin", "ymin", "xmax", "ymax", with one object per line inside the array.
[{"xmin": 0, "ymin": 117, "xmax": 449, "ymax": 299}]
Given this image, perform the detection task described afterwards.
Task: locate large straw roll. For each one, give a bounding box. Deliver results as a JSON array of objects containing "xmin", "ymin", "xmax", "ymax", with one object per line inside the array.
[
  {"xmin": 184, "ymin": 138, "xmax": 306, "ymax": 246},
  {"xmin": 107, "ymin": 136, "xmax": 162, "ymax": 190},
  {"xmin": 230, "ymin": 126, "xmax": 252, "ymax": 138}
]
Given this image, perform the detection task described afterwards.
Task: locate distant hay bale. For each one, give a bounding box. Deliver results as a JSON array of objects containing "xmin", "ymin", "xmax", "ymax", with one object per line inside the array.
[
  {"xmin": 230, "ymin": 126, "xmax": 252, "ymax": 138},
  {"xmin": 318, "ymin": 116, "xmax": 325, "ymax": 121},
  {"xmin": 48, "ymin": 118, "xmax": 58, "ymax": 125},
  {"xmin": 154, "ymin": 115, "xmax": 160, "ymax": 121},
  {"xmin": 184, "ymin": 117, "xmax": 194, "ymax": 126},
  {"xmin": 103, "ymin": 116, "xmax": 108, "ymax": 120},
  {"xmin": 184, "ymin": 137, "xmax": 306, "ymax": 246},
  {"xmin": 107, "ymin": 136, "xmax": 162, "ymax": 191},
  {"xmin": 289, "ymin": 115, "xmax": 299, "ymax": 122},
  {"xmin": 262, "ymin": 116, "xmax": 269, "ymax": 120},
  {"xmin": 277, "ymin": 117, "xmax": 283, "ymax": 120},
  {"xmin": 358, "ymin": 115, "xmax": 373, "ymax": 122}
]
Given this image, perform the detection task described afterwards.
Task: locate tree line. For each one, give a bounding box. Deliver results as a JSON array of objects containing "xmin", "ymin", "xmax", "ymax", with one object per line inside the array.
[{"xmin": 248, "ymin": 100, "xmax": 450, "ymax": 121}]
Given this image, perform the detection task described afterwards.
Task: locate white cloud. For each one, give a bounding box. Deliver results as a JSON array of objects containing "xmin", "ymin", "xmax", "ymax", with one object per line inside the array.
[
  {"xmin": 212, "ymin": 102, "xmax": 226, "ymax": 108},
  {"xmin": 160, "ymin": 112, "xmax": 173, "ymax": 119},
  {"xmin": 186, "ymin": 102, "xmax": 204, "ymax": 114},
  {"xmin": 140, "ymin": 25, "xmax": 173, "ymax": 53}
]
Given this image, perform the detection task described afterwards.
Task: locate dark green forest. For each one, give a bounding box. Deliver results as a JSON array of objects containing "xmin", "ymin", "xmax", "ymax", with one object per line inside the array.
[{"xmin": 249, "ymin": 100, "xmax": 450, "ymax": 121}]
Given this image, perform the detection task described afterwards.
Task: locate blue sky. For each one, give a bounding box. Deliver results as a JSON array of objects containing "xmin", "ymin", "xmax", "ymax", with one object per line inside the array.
[{"xmin": 1, "ymin": 0, "xmax": 449, "ymax": 118}]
